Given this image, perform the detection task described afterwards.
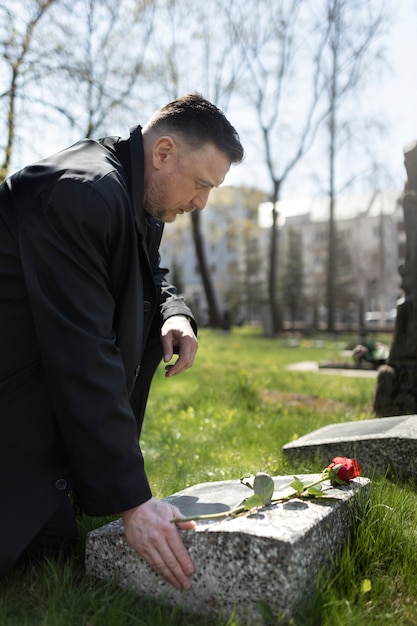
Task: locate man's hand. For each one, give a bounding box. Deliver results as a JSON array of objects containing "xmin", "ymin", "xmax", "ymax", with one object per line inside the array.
[
  {"xmin": 160, "ymin": 316, "xmax": 198, "ymax": 377},
  {"xmin": 120, "ymin": 498, "xmax": 196, "ymax": 589}
]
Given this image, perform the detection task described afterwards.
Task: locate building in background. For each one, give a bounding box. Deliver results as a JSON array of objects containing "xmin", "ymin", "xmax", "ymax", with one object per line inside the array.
[
  {"xmin": 160, "ymin": 187, "xmax": 404, "ymax": 331},
  {"xmin": 259, "ymin": 189, "xmax": 403, "ymax": 330},
  {"xmin": 160, "ymin": 187, "xmax": 266, "ymax": 327}
]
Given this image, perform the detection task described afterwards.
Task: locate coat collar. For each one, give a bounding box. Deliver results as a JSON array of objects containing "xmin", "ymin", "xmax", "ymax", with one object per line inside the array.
[{"xmin": 128, "ymin": 125, "xmax": 147, "ymax": 237}]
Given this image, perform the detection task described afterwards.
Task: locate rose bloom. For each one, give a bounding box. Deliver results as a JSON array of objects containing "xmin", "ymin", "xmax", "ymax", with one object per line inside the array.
[{"xmin": 328, "ymin": 456, "xmax": 361, "ymax": 482}]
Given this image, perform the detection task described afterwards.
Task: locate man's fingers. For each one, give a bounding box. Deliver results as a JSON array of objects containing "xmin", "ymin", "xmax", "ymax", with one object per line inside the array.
[
  {"xmin": 167, "ymin": 525, "xmax": 195, "ymax": 576},
  {"xmin": 145, "ymin": 541, "xmax": 193, "ymax": 590},
  {"xmin": 121, "ymin": 500, "xmax": 195, "ymax": 590},
  {"xmin": 165, "ymin": 339, "xmax": 196, "ymax": 377},
  {"xmin": 160, "ymin": 316, "xmax": 198, "ymax": 377},
  {"xmin": 153, "ymin": 511, "xmax": 195, "ymax": 587},
  {"xmin": 165, "ymin": 355, "xmax": 189, "ymax": 377},
  {"xmin": 175, "ymin": 520, "xmax": 197, "ymax": 531},
  {"xmin": 161, "ymin": 333, "xmax": 174, "ymax": 363},
  {"xmin": 141, "ymin": 527, "xmax": 194, "ymax": 589}
]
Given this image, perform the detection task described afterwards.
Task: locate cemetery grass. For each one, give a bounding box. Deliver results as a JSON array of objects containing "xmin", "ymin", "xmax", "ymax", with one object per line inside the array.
[{"xmin": 2, "ymin": 328, "xmax": 417, "ymax": 625}]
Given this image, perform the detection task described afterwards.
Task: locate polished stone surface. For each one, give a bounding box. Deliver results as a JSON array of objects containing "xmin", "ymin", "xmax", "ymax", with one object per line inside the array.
[{"xmin": 85, "ymin": 474, "xmax": 369, "ymax": 624}]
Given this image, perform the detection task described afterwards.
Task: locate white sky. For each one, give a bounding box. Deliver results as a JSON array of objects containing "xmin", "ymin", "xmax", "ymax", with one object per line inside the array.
[
  {"xmin": 11, "ymin": 0, "xmax": 417, "ymax": 203},
  {"xmin": 225, "ymin": 0, "xmax": 417, "ymax": 199}
]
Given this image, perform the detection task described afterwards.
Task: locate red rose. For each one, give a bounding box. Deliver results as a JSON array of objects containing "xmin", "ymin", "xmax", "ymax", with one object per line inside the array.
[{"xmin": 328, "ymin": 456, "xmax": 361, "ymax": 484}]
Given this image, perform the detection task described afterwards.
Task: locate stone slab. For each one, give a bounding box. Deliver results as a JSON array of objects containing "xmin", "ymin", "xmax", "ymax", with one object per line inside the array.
[
  {"xmin": 85, "ymin": 475, "xmax": 369, "ymax": 624},
  {"xmin": 286, "ymin": 361, "xmax": 378, "ymax": 377},
  {"xmin": 283, "ymin": 414, "xmax": 417, "ymax": 477}
]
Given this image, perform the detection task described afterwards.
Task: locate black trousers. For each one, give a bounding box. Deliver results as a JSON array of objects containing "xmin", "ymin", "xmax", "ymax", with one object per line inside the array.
[
  {"xmin": 22, "ymin": 493, "xmax": 78, "ymax": 560},
  {"xmin": 22, "ymin": 330, "xmax": 163, "ymax": 562}
]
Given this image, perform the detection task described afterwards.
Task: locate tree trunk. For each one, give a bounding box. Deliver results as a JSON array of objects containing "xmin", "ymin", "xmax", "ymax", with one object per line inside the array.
[
  {"xmin": 326, "ymin": 2, "xmax": 339, "ymax": 333},
  {"xmin": 268, "ymin": 179, "xmax": 282, "ymax": 336},
  {"xmin": 191, "ymin": 211, "xmax": 222, "ymax": 327}
]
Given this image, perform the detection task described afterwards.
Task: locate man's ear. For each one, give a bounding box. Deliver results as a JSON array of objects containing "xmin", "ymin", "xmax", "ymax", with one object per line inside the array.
[{"xmin": 152, "ymin": 135, "xmax": 177, "ymax": 169}]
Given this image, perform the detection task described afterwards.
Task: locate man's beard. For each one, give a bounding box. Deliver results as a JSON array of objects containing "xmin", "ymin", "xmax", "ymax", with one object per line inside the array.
[{"xmin": 143, "ymin": 183, "xmax": 176, "ymax": 222}]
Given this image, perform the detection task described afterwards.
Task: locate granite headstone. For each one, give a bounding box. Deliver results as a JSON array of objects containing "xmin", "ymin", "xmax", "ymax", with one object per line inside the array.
[
  {"xmin": 283, "ymin": 414, "xmax": 417, "ymax": 478},
  {"xmin": 86, "ymin": 474, "xmax": 369, "ymax": 624}
]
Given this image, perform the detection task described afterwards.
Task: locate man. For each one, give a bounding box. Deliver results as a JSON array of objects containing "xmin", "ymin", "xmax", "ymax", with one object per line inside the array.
[
  {"xmin": 0, "ymin": 93, "xmax": 244, "ymax": 589},
  {"xmin": 352, "ymin": 330, "xmax": 389, "ymax": 369}
]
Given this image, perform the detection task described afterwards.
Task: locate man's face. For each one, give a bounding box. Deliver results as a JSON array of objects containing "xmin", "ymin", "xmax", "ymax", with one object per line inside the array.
[{"xmin": 144, "ymin": 139, "xmax": 231, "ymax": 223}]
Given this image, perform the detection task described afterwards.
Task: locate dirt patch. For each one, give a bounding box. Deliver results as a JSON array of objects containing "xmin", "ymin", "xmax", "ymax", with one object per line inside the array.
[{"xmin": 259, "ymin": 389, "xmax": 348, "ymax": 413}]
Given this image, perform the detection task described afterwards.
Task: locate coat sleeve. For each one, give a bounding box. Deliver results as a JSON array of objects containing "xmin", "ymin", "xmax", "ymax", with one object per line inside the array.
[
  {"xmin": 18, "ymin": 176, "xmax": 152, "ymax": 516},
  {"xmin": 147, "ymin": 217, "xmax": 198, "ymax": 334},
  {"xmin": 158, "ymin": 263, "xmax": 198, "ymax": 334}
]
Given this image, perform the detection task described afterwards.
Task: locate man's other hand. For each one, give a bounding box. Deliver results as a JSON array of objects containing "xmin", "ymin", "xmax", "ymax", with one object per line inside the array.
[{"xmin": 160, "ymin": 316, "xmax": 198, "ymax": 377}]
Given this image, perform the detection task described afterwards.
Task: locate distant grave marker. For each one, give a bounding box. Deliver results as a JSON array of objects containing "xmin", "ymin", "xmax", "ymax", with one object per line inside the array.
[{"xmin": 283, "ymin": 415, "xmax": 417, "ymax": 478}]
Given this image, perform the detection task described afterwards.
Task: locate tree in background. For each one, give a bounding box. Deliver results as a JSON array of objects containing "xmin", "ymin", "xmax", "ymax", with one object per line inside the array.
[
  {"xmin": 227, "ymin": 0, "xmax": 329, "ymax": 335},
  {"xmin": 147, "ymin": 0, "xmax": 246, "ymax": 327},
  {"xmin": 315, "ymin": 0, "xmax": 387, "ymax": 331},
  {"xmin": 0, "ymin": 0, "xmax": 159, "ymax": 178},
  {"xmin": 0, "ymin": 0, "xmax": 394, "ymax": 331},
  {"xmin": 47, "ymin": 0, "xmax": 157, "ymax": 139},
  {"xmin": 0, "ymin": 0, "xmax": 57, "ymax": 181},
  {"xmin": 222, "ymin": 188, "xmax": 266, "ymax": 325},
  {"xmin": 333, "ymin": 228, "xmax": 357, "ymax": 326},
  {"xmin": 282, "ymin": 227, "xmax": 304, "ymax": 330}
]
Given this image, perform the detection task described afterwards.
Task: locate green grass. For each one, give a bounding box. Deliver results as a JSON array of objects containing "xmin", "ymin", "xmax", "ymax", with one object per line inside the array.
[{"xmin": 3, "ymin": 327, "xmax": 417, "ymax": 625}]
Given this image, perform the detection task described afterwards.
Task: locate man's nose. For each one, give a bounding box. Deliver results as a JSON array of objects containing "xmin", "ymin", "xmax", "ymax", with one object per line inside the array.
[{"xmin": 192, "ymin": 188, "xmax": 211, "ymax": 211}]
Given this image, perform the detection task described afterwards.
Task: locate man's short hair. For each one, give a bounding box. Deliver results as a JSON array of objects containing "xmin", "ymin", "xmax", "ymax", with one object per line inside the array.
[{"xmin": 145, "ymin": 93, "xmax": 244, "ymax": 165}]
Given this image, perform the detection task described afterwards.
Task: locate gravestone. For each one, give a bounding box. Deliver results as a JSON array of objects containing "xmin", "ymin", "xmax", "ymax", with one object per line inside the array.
[
  {"xmin": 287, "ymin": 360, "xmax": 378, "ymax": 378},
  {"xmin": 283, "ymin": 414, "xmax": 417, "ymax": 478},
  {"xmin": 374, "ymin": 140, "xmax": 417, "ymax": 416},
  {"xmin": 85, "ymin": 474, "xmax": 369, "ymax": 624}
]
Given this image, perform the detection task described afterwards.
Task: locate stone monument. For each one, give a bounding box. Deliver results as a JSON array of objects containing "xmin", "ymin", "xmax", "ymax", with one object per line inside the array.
[
  {"xmin": 85, "ymin": 475, "xmax": 369, "ymax": 624},
  {"xmin": 374, "ymin": 140, "xmax": 417, "ymax": 416},
  {"xmin": 282, "ymin": 414, "xmax": 417, "ymax": 479}
]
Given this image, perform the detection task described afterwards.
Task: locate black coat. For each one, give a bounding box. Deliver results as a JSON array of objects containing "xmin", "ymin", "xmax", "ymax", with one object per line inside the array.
[{"xmin": 0, "ymin": 127, "xmax": 195, "ymax": 573}]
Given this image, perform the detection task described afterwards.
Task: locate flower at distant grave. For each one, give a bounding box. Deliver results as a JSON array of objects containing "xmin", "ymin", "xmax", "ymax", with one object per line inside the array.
[{"xmin": 326, "ymin": 456, "xmax": 361, "ymax": 485}]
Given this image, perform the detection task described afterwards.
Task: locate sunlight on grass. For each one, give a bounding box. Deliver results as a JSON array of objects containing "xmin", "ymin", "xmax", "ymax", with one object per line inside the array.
[
  {"xmin": 143, "ymin": 328, "xmax": 376, "ymax": 494},
  {"xmin": 3, "ymin": 328, "xmax": 415, "ymax": 626}
]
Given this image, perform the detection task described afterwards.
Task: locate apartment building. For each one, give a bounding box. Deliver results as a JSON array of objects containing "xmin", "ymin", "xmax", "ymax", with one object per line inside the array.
[{"xmin": 160, "ymin": 186, "xmax": 404, "ymax": 330}]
